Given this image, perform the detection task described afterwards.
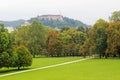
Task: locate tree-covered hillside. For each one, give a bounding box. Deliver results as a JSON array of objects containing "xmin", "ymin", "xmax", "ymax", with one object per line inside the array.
[
  {"xmin": 0, "ymin": 16, "xmax": 88, "ymax": 29},
  {"xmin": 30, "ymin": 16, "xmax": 87, "ymax": 28},
  {"xmin": 0, "ymin": 19, "xmax": 25, "ymax": 28}
]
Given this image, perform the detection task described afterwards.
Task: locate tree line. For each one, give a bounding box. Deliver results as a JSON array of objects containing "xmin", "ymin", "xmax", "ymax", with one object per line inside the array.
[
  {"xmin": 0, "ymin": 24, "xmax": 32, "ymax": 69},
  {"xmin": 0, "ymin": 11, "xmax": 120, "ymax": 69},
  {"xmin": 12, "ymin": 11, "xmax": 120, "ymax": 58}
]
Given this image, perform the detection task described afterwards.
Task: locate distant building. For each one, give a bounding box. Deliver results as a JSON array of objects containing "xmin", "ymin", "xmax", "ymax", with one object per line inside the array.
[
  {"xmin": 37, "ymin": 15, "xmax": 63, "ymax": 21},
  {"xmin": 5, "ymin": 27, "xmax": 14, "ymax": 33},
  {"xmin": 21, "ymin": 20, "xmax": 31, "ymax": 26}
]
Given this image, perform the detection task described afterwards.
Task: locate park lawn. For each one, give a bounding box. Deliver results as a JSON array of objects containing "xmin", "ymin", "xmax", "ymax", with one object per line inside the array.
[
  {"xmin": 0, "ymin": 58, "xmax": 120, "ymax": 80},
  {"xmin": 31, "ymin": 57, "xmax": 82, "ymax": 68},
  {"xmin": 0, "ymin": 57, "xmax": 81, "ymax": 75}
]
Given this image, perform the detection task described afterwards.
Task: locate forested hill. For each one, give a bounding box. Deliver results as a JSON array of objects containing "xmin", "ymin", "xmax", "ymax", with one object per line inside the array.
[
  {"xmin": 0, "ymin": 19, "xmax": 25, "ymax": 28},
  {"xmin": 0, "ymin": 15, "xmax": 88, "ymax": 28},
  {"xmin": 29, "ymin": 15, "xmax": 88, "ymax": 28}
]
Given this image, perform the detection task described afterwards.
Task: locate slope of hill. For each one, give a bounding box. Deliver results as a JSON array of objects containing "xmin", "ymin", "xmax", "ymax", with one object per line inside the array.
[
  {"xmin": 30, "ymin": 15, "xmax": 88, "ymax": 28},
  {"xmin": 0, "ymin": 19, "xmax": 25, "ymax": 28},
  {"xmin": 0, "ymin": 15, "xmax": 88, "ymax": 28}
]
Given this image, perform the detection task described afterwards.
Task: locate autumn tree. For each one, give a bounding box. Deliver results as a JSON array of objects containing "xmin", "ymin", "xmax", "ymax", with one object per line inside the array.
[
  {"xmin": 46, "ymin": 30, "xmax": 63, "ymax": 57},
  {"xmin": 88, "ymin": 19, "xmax": 109, "ymax": 58},
  {"xmin": 80, "ymin": 39, "xmax": 91, "ymax": 57},
  {"xmin": 106, "ymin": 21, "xmax": 120, "ymax": 58}
]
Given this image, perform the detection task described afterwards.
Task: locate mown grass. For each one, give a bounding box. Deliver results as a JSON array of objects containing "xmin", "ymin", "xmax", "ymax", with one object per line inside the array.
[
  {"xmin": 0, "ymin": 58, "xmax": 120, "ymax": 80},
  {"xmin": 0, "ymin": 57, "xmax": 81, "ymax": 75}
]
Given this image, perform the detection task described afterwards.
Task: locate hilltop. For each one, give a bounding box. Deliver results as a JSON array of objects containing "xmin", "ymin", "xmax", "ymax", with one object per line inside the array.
[
  {"xmin": 29, "ymin": 15, "xmax": 88, "ymax": 28},
  {"xmin": 0, "ymin": 15, "xmax": 88, "ymax": 28}
]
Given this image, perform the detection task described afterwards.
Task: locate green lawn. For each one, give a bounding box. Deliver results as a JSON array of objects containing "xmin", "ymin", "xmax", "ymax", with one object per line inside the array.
[
  {"xmin": 0, "ymin": 57, "xmax": 81, "ymax": 75},
  {"xmin": 0, "ymin": 58, "xmax": 120, "ymax": 80},
  {"xmin": 31, "ymin": 57, "xmax": 82, "ymax": 68}
]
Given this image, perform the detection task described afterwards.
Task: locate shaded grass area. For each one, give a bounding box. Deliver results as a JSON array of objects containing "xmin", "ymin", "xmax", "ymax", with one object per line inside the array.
[
  {"xmin": 0, "ymin": 68, "xmax": 30, "ymax": 75},
  {"xmin": 0, "ymin": 58, "xmax": 120, "ymax": 80},
  {"xmin": 0, "ymin": 57, "xmax": 81, "ymax": 75}
]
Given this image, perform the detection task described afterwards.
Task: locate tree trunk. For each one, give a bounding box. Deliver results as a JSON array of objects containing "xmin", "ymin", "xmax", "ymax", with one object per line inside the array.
[
  {"xmin": 105, "ymin": 54, "xmax": 108, "ymax": 59},
  {"xmin": 18, "ymin": 66, "xmax": 20, "ymax": 70},
  {"xmin": 113, "ymin": 54, "xmax": 116, "ymax": 57},
  {"xmin": 33, "ymin": 53, "xmax": 35, "ymax": 58},
  {"xmin": 99, "ymin": 54, "xmax": 102, "ymax": 59}
]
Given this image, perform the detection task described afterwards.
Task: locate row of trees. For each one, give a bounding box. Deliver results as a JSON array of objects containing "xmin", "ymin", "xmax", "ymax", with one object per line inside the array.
[
  {"xmin": 45, "ymin": 11, "xmax": 120, "ymax": 58},
  {"xmin": 12, "ymin": 21, "xmax": 88, "ymax": 57},
  {"xmin": 0, "ymin": 24, "xmax": 32, "ymax": 69},
  {"xmin": 46, "ymin": 29, "xmax": 87, "ymax": 57},
  {"xmin": 10, "ymin": 11, "xmax": 120, "ymax": 59},
  {"xmin": 81, "ymin": 11, "xmax": 120, "ymax": 58},
  {"xmin": 0, "ymin": 11, "xmax": 120, "ymax": 70},
  {"xmin": 12, "ymin": 21, "xmax": 48, "ymax": 57}
]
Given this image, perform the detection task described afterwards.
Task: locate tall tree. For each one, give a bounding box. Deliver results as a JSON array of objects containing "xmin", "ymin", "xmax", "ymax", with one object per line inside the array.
[
  {"xmin": 0, "ymin": 24, "xmax": 10, "ymax": 53},
  {"xmin": 109, "ymin": 11, "xmax": 120, "ymax": 22},
  {"xmin": 0, "ymin": 24, "xmax": 14, "ymax": 68},
  {"xmin": 88, "ymin": 19, "xmax": 109, "ymax": 58},
  {"xmin": 28, "ymin": 20, "xmax": 47, "ymax": 57},
  {"xmin": 106, "ymin": 21, "xmax": 120, "ymax": 58},
  {"xmin": 46, "ymin": 30, "xmax": 62, "ymax": 56}
]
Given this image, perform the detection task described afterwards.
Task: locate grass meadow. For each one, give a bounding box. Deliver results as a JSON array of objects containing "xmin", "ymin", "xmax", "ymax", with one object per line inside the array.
[
  {"xmin": 0, "ymin": 57, "xmax": 81, "ymax": 75},
  {"xmin": 0, "ymin": 57, "xmax": 120, "ymax": 80}
]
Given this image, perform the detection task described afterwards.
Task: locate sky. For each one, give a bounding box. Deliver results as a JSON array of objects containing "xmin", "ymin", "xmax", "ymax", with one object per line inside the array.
[{"xmin": 0, "ymin": 0, "xmax": 120, "ymax": 25}]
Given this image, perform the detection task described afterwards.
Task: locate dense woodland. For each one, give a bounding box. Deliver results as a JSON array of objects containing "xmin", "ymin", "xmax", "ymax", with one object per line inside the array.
[{"xmin": 0, "ymin": 11, "xmax": 120, "ymax": 69}]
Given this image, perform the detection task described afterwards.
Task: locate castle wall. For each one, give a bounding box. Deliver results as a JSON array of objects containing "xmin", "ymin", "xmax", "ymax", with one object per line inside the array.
[{"xmin": 37, "ymin": 15, "xmax": 63, "ymax": 21}]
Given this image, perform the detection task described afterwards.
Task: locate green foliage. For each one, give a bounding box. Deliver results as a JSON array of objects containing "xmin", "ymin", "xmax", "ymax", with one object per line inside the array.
[
  {"xmin": 0, "ymin": 24, "xmax": 13, "ymax": 68},
  {"xmin": 80, "ymin": 39, "xmax": 91, "ymax": 57},
  {"xmin": 0, "ymin": 24, "xmax": 9, "ymax": 53},
  {"xmin": 14, "ymin": 26, "xmax": 29, "ymax": 46},
  {"xmin": 0, "ymin": 24, "xmax": 33, "ymax": 69},
  {"xmin": 15, "ymin": 46, "xmax": 32, "ymax": 69},
  {"xmin": 30, "ymin": 17, "xmax": 87, "ymax": 28},
  {"xmin": 28, "ymin": 20, "xmax": 47, "ymax": 57},
  {"xmin": 77, "ymin": 26, "xmax": 89, "ymax": 33},
  {"xmin": 0, "ymin": 52, "xmax": 9, "ymax": 68},
  {"xmin": 0, "ymin": 20, "xmax": 25, "ymax": 28},
  {"xmin": 1, "ymin": 11, "xmax": 120, "ymax": 60},
  {"xmin": 0, "ymin": 32, "xmax": 9, "ymax": 52},
  {"xmin": 87, "ymin": 19, "xmax": 109, "ymax": 58},
  {"xmin": 13, "ymin": 20, "xmax": 47, "ymax": 57},
  {"xmin": 106, "ymin": 21, "xmax": 120, "ymax": 57},
  {"xmin": 109, "ymin": 11, "xmax": 120, "ymax": 22},
  {"xmin": 61, "ymin": 26, "xmax": 70, "ymax": 32},
  {"xmin": 46, "ymin": 29, "xmax": 87, "ymax": 57}
]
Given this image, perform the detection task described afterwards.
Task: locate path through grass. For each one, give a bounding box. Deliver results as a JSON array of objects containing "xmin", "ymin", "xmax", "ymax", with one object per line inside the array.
[
  {"xmin": 0, "ymin": 57, "xmax": 81, "ymax": 75},
  {"xmin": 0, "ymin": 58, "xmax": 120, "ymax": 80}
]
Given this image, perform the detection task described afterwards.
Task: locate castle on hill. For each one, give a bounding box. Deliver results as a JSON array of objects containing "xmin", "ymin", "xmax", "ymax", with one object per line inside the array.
[{"xmin": 37, "ymin": 15, "xmax": 63, "ymax": 21}]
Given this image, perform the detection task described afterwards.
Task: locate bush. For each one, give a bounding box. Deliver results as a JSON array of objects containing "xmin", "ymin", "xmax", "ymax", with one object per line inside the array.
[{"xmin": 15, "ymin": 46, "xmax": 33, "ymax": 69}]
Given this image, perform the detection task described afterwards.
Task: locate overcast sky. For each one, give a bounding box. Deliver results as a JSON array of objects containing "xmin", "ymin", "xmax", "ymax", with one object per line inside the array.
[{"xmin": 0, "ymin": 0, "xmax": 120, "ymax": 25}]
